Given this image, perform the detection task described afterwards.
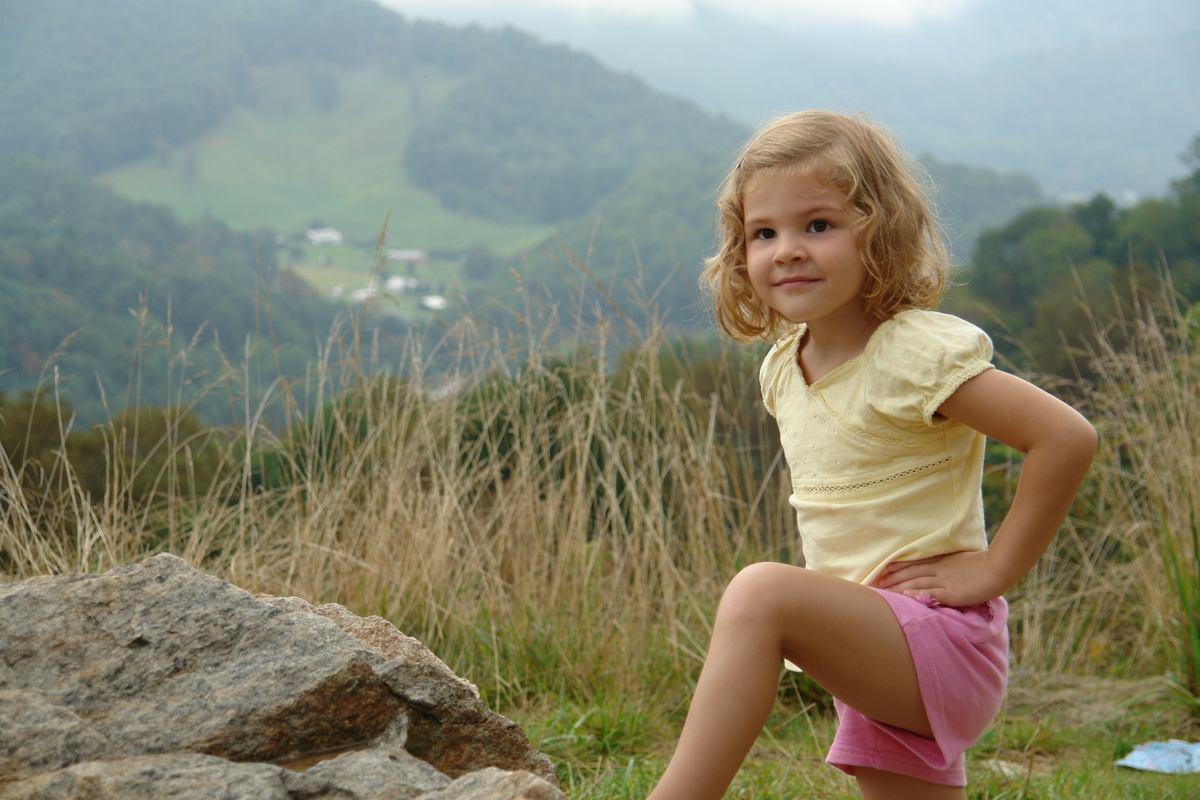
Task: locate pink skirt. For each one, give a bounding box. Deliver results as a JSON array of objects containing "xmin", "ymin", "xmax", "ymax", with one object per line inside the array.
[{"xmin": 826, "ymin": 589, "xmax": 1009, "ymax": 787}]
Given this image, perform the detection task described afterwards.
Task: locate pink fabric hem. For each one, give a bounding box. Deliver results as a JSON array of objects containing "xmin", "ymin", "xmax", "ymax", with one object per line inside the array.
[
  {"xmin": 828, "ymin": 739, "xmax": 967, "ymax": 786},
  {"xmin": 825, "ymin": 589, "xmax": 1009, "ymax": 787}
]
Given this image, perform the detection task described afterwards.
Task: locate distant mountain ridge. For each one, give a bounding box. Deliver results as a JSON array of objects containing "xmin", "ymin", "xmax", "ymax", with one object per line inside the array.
[
  {"xmin": 1, "ymin": 0, "xmax": 1051, "ymax": 370},
  {"xmin": 0, "ymin": 0, "xmax": 401, "ymax": 174},
  {"xmin": 1, "ymin": 0, "xmax": 1049, "ymax": 249},
  {"xmin": 0, "ymin": 0, "xmax": 743, "ymax": 230},
  {"xmin": 402, "ymin": 26, "xmax": 744, "ymax": 225},
  {"xmin": 436, "ymin": 0, "xmax": 1200, "ymax": 199}
]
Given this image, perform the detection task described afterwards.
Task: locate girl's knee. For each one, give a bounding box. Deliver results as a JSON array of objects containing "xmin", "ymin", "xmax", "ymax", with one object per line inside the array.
[
  {"xmin": 718, "ymin": 562, "xmax": 808, "ymax": 625},
  {"xmin": 725, "ymin": 562, "xmax": 781, "ymax": 601},
  {"xmin": 728, "ymin": 561, "xmax": 810, "ymax": 594}
]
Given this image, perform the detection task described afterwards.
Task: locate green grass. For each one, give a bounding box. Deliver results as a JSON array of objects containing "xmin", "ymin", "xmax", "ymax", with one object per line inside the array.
[
  {"xmin": 97, "ymin": 60, "xmax": 551, "ymax": 253},
  {"xmin": 535, "ymin": 703, "xmax": 1200, "ymax": 799}
]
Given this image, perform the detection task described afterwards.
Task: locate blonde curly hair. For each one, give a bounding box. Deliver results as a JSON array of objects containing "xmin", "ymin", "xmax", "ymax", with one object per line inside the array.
[{"xmin": 702, "ymin": 110, "xmax": 951, "ymax": 342}]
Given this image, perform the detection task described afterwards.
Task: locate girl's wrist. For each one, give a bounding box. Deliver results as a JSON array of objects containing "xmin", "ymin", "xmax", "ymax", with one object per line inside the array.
[{"xmin": 985, "ymin": 540, "xmax": 1038, "ymax": 594}]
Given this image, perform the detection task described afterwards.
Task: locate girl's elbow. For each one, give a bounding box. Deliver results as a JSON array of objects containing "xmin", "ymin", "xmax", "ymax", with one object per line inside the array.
[
  {"xmin": 1069, "ymin": 415, "xmax": 1099, "ymax": 468},
  {"xmin": 1038, "ymin": 411, "xmax": 1097, "ymax": 469}
]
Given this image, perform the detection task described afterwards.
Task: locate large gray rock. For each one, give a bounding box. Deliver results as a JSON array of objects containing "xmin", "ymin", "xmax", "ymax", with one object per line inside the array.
[
  {"xmin": 424, "ymin": 768, "xmax": 564, "ymax": 800},
  {"xmin": 0, "ymin": 554, "xmax": 401, "ymax": 764},
  {"xmin": 0, "ymin": 690, "xmax": 113, "ymax": 781},
  {"xmin": 0, "ymin": 753, "xmax": 555, "ymax": 800},
  {"xmin": 257, "ymin": 595, "xmax": 556, "ymax": 782},
  {"xmin": 0, "ymin": 754, "xmax": 295, "ymax": 800},
  {"xmin": 0, "ymin": 554, "xmax": 561, "ymax": 800}
]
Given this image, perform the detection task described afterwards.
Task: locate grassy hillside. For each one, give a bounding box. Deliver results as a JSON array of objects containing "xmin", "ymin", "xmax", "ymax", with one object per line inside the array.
[
  {"xmin": 8, "ymin": 0, "xmax": 1059, "ymax": 353},
  {"xmin": 0, "ymin": 155, "xmax": 404, "ymax": 423},
  {"xmin": 99, "ymin": 61, "xmax": 551, "ymax": 253},
  {"xmin": 11, "ymin": 0, "xmax": 743, "ymax": 261}
]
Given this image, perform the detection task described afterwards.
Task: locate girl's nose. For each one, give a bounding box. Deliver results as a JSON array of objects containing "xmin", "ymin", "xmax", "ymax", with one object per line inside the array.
[{"xmin": 774, "ymin": 233, "xmax": 806, "ymax": 263}]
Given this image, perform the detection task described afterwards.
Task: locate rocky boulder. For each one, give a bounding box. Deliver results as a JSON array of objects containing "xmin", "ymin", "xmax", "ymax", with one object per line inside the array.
[{"xmin": 0, "ymin": 554, "xmax": 561, "ymax": 800}]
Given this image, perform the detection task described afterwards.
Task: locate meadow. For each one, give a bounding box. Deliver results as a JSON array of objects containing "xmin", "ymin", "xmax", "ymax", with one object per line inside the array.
[
  {"xmin": 1, "ymin": 275, "xmax": 1197, "ymax": 799},
  {"xmin": 97, "ymin": 60, "xmax": 552, "ymax": 253}
]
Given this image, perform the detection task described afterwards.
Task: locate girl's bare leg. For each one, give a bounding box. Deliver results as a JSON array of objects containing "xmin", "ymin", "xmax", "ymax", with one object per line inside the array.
[
  {"xmin": 647, "ymin": 562, "xmax": 965, "ymax": 800},
  {"xmin": 855, "ymin": 767, "xmax": 966, "ymax": 800}
]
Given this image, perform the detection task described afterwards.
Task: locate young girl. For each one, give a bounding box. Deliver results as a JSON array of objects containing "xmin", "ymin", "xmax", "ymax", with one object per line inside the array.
[{"xmin": 646, "ymin": 111, "xmax": 1097, "ymax": 800}]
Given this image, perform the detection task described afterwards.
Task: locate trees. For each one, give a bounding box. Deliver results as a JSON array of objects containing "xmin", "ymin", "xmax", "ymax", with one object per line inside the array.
[
  {"xmin": 402, "ymin": 28, "xmax": 744, "ymax": 226},
  {"xmin": 957, "ymin": 133, "xmax": 1200, "ymax": 377},
  {"xmin": 0, "ymin": 155, "xmax": 344, "ymax": 423},
  {"xmin": 0, "ymin": 0, "xmax": 412, "ymax": 175}
]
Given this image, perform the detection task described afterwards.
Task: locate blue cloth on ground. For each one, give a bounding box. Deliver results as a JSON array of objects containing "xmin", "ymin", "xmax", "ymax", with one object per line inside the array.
[{"xmin": 1115, "ymin": 740, "xmax": 1200, "ymax": 774}]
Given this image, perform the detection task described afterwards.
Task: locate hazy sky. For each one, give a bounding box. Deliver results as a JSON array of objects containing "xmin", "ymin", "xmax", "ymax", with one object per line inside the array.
[{"xmin": 375, "ymin": 0, "xmax": 975, "ymax": 28}]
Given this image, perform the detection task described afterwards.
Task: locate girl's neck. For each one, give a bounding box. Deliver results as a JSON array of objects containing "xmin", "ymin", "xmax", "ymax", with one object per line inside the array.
[{"xmin": 797, "ymin": 314, "xmax": 884, "ymax": 384}]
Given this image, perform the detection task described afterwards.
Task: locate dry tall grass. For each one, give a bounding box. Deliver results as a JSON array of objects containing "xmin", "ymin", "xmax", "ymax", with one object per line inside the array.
[
  {"xmin": 1, "ymin": 285, "xmax": 1196, "ymax": 727},
  {"xmin": 0, "ymin": 311, "xmax": 790, "ymax": 731},
  {"xmin": 1078, "ymin": 276, "xmax": 1200, "ymax": 697},
  {"xmin": 994, "ymin": 273, "xmax": 1199, "ymax": 708}
]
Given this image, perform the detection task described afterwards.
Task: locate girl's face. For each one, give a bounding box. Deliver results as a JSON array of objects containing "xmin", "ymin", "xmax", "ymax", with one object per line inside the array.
[{"xmin": 742, "ymin": 169, "xmax": 869, "ymax": 333}]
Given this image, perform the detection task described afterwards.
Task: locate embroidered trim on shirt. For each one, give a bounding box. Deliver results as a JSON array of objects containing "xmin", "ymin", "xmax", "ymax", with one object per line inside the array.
[{"xmin": 793, "ymin": 455, "xmax": 952, "ymax": 495}]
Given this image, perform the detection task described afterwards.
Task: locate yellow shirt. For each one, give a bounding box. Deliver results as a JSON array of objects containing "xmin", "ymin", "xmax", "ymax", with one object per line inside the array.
[{"xmin": 760, "ymin": 310, "xmax": 994, "ymax": 588}]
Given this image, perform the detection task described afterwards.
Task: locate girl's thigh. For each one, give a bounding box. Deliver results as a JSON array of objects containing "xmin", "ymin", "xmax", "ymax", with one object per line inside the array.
[{"xmin": 718, "ymin": 563, "xmax": 931, "ymax": 737}]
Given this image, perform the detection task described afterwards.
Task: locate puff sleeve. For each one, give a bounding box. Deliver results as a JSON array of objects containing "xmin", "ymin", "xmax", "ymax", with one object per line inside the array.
[{"xmin": 867, "ymin": 312, "xmax": 994, "ymax": 431}]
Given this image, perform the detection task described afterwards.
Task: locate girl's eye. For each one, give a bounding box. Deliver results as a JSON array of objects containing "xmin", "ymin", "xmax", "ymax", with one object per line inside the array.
[
  {"xmin": 755, "ymin": 228, "xmax": 776, "ymax": 240},
  {"xmin": 808, "ymin": 220, "xmax": 833, "ymax": 233}
]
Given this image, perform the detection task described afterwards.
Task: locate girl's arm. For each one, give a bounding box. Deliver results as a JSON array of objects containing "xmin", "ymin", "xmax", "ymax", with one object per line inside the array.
[{"xmin": 876, "ymin": 368, "xmax": 1097, "ymax": 606}]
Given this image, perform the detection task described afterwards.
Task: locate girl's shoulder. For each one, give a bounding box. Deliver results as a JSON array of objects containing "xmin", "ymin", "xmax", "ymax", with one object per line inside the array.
[
  {"xmin": 866, "ymin": 310, "xmax": 994, "ymax": 427},
  {"xmin": 872, "ymin": 309, "xmax": 992, "ymax": 357}
]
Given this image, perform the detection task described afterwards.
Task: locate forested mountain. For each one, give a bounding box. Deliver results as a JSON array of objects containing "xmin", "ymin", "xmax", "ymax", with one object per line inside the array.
[
  {"xmin": 1, "ymin": 0, "xmax": 1052, "ymax": 332},
  {"xmin": 3, "ymin": 0, "xmax": 370, "ymax": 173},
  {"xmin": 403, "ymin": 31, "xmax": 742, "ymax": 225},
  {"xmin": 0, "ymin": 0, "xmax": 492, "ymax": 176},
  {"xmin": 1, "ymin": 0, "xmax": 743, "ymax": 230},
  {"xmin": 0, "ymin": 157, "xmax": 353, "ymax": 422},
  {"xmin": 0, "ymin": 0, "xmax": 746, "ymax": 418},
  {"xmin": 459, "ymin": 0, "xmax": 1200, "ymax": 200},
  {"xmin": 2, "ymin": 0, "xmax": 1046, "ymax": 247},
  {"xmin": 6, "ymin": 0, "xmax": 1175, "ymax": 427}
]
